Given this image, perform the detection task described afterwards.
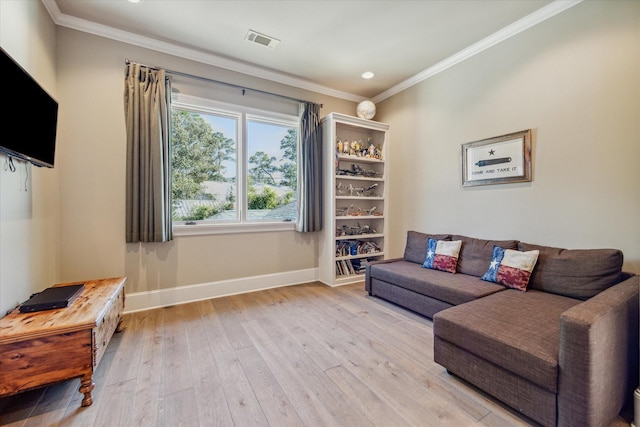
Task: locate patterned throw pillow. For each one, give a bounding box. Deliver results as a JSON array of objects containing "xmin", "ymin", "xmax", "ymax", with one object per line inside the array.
[
  {"xmin": 481, "ymin": 246, "xmax": 540, "ymax": 291},
  {"xmin": 423, "ymin": 238, "xmax": 462, "ymax": 273}
]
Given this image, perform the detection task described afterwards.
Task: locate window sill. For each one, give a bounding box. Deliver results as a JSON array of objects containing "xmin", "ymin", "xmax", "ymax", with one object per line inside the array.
[{"xmin": 173, "ymin": 221, "xmax": 296, "ymax": 236}]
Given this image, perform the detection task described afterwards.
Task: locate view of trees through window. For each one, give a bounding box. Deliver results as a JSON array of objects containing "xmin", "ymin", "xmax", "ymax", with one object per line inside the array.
[{"xmin": 171, "ymin": 107, "xmax": 298, "ymax": 223}]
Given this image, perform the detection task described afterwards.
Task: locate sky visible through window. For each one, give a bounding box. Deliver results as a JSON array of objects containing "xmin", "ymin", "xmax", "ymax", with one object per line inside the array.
[{"xmin": 203, "ymin": 114, "xmax": 291, "ymax": 180}]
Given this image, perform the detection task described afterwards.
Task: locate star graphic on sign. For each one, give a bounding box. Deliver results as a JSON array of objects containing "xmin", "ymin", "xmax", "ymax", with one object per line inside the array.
[{"xmin": 488, "ymin": 149, "xmax": 495, "ymax": 156}]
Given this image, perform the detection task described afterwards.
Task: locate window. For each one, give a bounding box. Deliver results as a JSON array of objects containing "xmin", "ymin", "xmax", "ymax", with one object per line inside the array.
[{"xmin": 171, "ymin": 94, "xmax": 299, "ymax": 235}]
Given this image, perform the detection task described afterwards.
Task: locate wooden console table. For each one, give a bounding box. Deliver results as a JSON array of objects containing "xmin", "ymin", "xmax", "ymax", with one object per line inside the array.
[{"xmin": 0, "ymin": 277, "xmax": 126, "ymax": 407}]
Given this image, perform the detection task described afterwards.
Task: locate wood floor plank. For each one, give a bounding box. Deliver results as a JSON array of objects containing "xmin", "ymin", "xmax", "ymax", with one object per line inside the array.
[
  {"xmin": 435, "ymin": 370, "xmax": 508, "ymax": 423},
  {"xmin": 253, "ymin": 288, "xmax": 342, "ymax": 372},
  {"xmin": 0, "ymin": 388, "xmax": 44, "ymax": 426},
  {"xmin": 209, "ymin": 294, "xmax": 254, "ymax": 351},
  {"xmin": 344, "ymin": 283, "xmax": 433, "ymax": 325},
  {"xmin": 160, "ymin": 387, "xmax": 200, "ymax": 427},
  {"xmin": 196, "ymin": 300, "xmax": 268, "ymax": 426},
  {"xmin": 251, "ymin": 314, "xmax": 374, "ymax": 427},
  {"xmin": 291, "ymin": 284, "xmax": 435, "ymax": 371},
  {"xmin": 310, "ymin": 285, "xmax": 437, "ymax": 366},
  {"xmin": 241, "ymin": 318, "xmax": 344, "ymax": 427},
  {"xmin": 324, "ymin": 282, "xmax": 409, "ymax": 325},
  {"xmin": 21, "ymin": 381, "xmax": 75, "ymax": 427},
  {"xmin": 102, "ymin": 307, "xmax": 145, "ymax": 386},
  {"xmin": 186, "ymin": 301, "xmax": 234, "ymax": 426},
  {"xmin": 235, "ymin": 344, "xmax": 304, "ymax": 427},
  {"xmin": 161, "ymin": 305, "xmax": 194, "ymax": 396},
  {"xmin": 128, "ymin": 308, "xmax": 164, "ymax": 427},
  {"xmin": 90, "ymin": 378, "xmax": 137, "ymax": 426},
  {"xmin": 325, "ymin": 364, "xmax": 413, "ymax": 427},
  {"xmin": 436, "ymin": 371, "xmax": 534, "ymax": 427}
]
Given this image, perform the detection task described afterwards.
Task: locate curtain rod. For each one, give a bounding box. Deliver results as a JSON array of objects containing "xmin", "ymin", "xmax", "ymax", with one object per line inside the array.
[{"xmin": 125, "ymin": 59, "xmax": 322, "ymax": 108}]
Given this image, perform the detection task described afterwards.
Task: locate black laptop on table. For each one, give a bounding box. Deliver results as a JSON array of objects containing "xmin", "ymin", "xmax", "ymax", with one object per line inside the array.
[{"xmin": 19, "ymin": 284, "xmax": 85, "ymax": 313}]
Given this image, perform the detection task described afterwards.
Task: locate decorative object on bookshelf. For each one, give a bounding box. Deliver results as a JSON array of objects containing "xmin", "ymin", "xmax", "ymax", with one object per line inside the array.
[
  {"xmin": 336, "ymin": 223, "xmax": 377, "ymax": 237},
  {"xmin": 336, "ymin": 138, "xmax": 382, "ymax": 160},
  {"xmin": 356, "ymin": 100, "xmax": 376, "ymax": 120},
  {"xmin": 335, "ymin": 182, "xmax": 380, "ymax": 197}
]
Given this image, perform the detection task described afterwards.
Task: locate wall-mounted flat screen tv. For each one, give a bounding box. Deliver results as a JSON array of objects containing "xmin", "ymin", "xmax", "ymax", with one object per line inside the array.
[{"xmin": 0, "ymin": 47, "xmax": 58, "ymax": 168}]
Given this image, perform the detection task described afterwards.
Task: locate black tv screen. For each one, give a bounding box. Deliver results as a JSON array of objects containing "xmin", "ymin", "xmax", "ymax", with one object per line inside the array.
[{"xmin": 0, "ymin": 47, "xmax": 58, "ymax": 168}]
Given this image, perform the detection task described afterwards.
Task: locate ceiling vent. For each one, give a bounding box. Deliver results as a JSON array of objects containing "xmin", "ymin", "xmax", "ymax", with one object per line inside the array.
[{"xmin": 245, "ymin": 30, "xmax": 280, "ymax": 49}]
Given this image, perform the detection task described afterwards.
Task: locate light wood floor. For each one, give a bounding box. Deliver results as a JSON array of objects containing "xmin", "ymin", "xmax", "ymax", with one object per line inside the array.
[{"xmin": 0, "ymin": 282, "xmax": 631, "ymax": 427}]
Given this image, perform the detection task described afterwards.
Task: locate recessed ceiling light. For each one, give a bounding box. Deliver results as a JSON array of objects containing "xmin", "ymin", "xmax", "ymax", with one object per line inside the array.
[
  {"xmin": 361, "ymin": 71, "xmax": 375, "ymax": 79},
  {"xmin": 128, "ymin": 0, "xmax": 142, "ymax": 3}
]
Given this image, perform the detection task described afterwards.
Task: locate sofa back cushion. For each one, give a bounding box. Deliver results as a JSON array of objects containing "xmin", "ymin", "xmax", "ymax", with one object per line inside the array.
[
  {"xmin": 518, "ymin": 242, "xmax": 623, "ymax": 300},
  {"xmin": 403, "ymin": 231, "xmax": 450, "ymax": 264},
  {"xmin": 452, "ymin": 235, "xmax": 519, "ymax": 277}
]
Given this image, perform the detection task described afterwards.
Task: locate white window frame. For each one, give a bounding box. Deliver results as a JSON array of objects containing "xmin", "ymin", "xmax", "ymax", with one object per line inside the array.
[{"xmin": 171, "ymin": 93, "xmax": 299, "ymax": 236}]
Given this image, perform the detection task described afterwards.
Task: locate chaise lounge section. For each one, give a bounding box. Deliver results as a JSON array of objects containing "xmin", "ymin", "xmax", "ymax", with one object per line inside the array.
[{"xmin": 365, "ymin": 231, "xmax": 639, "ymax": 427}]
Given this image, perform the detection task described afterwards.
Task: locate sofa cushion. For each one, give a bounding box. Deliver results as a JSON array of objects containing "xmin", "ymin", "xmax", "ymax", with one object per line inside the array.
[
  {"xmin": 452, "ymin": 235, "xmax": 519, "ymax": 277},
  {"xmin": 403, "ymin": 231, "xmax": 451, "ymax": 264},
  {"xmin": 481, "ymin": 246, "xmax": 539, "ymax": 291},
  {"xmin": 433, "ymin": 289, "xmax": 581, "ymax": 393},
  {"xmin": 423, "ymin": 238, "xmax": 462, "ymax": 273},
  {"xmin": 369, "ymin": 260, "xmax": 505, "ymax": 306},
  {"xmin": 518, "ymin": 242, "xmax": 623, "ymax": 300}
]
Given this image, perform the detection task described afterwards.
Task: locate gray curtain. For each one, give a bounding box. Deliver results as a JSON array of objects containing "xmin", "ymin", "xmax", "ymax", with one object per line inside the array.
[
  {"xmin": 124, "ymin": 63, "xmax": 173, "ymax": 243},
  {"xmin": 296, "ymin": 101, "xmax": 322, "ymax": 232}
]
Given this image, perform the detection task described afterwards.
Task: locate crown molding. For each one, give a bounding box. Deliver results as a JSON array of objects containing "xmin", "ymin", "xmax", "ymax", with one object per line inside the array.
[
  {"xmin": 43, "ymin": 0, "xmax": 581, "ymax": 105},
  {"xmin": 41, "ymin": 0, "xmax": 362, "ymax": 103},
  {"xmin": 372, "ymin": 0, "xmax": 583, "ymax": 104}
]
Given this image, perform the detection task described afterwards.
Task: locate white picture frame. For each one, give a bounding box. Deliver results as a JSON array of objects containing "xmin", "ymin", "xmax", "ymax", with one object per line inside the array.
[{"xmin": 461, "ymin": 129, "xmax": 532, "ymax": 187}]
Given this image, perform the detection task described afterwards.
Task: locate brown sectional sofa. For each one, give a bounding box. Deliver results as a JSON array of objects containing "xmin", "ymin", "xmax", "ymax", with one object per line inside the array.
[{"xmin": 365, "ymin": 231, "xmax": 639, "ymax": 427}]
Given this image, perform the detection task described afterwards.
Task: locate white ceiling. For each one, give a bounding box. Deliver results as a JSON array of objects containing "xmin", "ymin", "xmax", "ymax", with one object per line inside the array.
[{"xmin": 46, "ymin": 0, "xmax": 581, "ymax": 102}]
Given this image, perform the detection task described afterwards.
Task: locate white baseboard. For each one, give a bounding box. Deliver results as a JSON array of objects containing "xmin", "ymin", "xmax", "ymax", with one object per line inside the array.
[{"xmin": 123, "ymin": 268, "xmax": 318, "ymax": 313}]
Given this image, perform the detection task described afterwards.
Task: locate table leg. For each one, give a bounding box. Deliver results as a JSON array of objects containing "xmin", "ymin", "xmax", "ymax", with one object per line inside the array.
[
  {"xmin": 79, "ymin": 373, "xmax": 95, "ymax": 407},
  {"xmin": 115, "ymin": 316, "xmax": 124, "ymax": 333}
]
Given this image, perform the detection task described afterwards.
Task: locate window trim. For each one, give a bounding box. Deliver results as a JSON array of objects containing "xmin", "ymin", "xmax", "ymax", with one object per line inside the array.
[
  {"xmin": 171, "ymin": 93, "xmax": 299, "ymax": 235},
  {"xmin": 173, "ymin": 221, "xmax": 295, "ymax": 237}
]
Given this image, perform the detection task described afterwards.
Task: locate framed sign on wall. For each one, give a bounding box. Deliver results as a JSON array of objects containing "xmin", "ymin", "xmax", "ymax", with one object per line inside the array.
[{"xmin": 461, "ymin": 129, "xmax": 532, "ymax": 187}]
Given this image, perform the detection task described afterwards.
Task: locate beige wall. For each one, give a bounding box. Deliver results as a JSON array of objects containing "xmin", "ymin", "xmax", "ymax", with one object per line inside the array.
[
  {"xmin": 55, "ymin": 29, "xmax": 356, "ymax": 294},
  {"xmin": 376, "ymin": 1, "xmax": 640, "ymax": 274},
  {"xmin": 0, "ymin": 0, "xmax": 60, "ymax": 315}
]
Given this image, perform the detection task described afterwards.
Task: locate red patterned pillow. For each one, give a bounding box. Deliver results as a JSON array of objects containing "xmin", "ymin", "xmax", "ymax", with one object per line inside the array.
[
  {"xmin": 481, "ymin": 246, "xmax": 540, "ymax": 291},
  {"xmin": 422, "ymin": 238, "xmax": 462, "ymax": 273}
]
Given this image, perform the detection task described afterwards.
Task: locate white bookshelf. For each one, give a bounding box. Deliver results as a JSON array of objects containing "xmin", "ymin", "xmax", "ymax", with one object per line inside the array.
[{"xmin": 318, "ymin": 112, "xmax": 389, "ymax": 286}]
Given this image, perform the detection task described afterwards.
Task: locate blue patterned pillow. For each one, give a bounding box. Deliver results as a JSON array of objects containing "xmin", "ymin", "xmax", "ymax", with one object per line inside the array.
[
  {"xmin": 423, "ymin": 238, "xmax": 462, "ymax": 273},
  {"xmin": 481, "ymin": 246, "xmax": 540, "ymax": 291}
]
